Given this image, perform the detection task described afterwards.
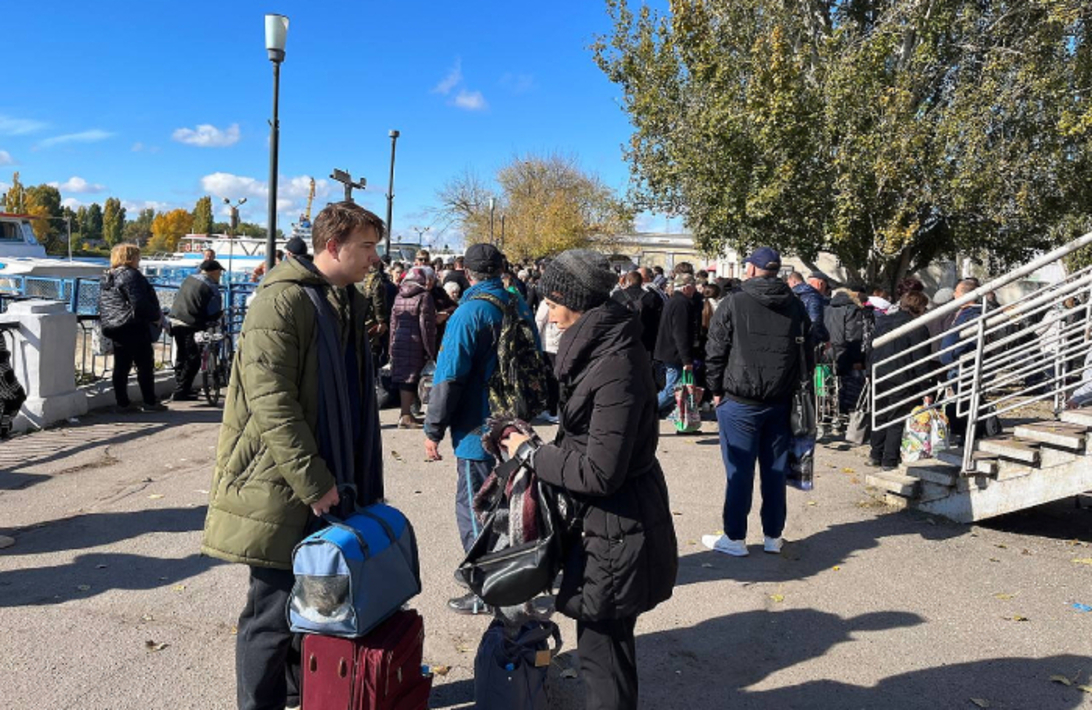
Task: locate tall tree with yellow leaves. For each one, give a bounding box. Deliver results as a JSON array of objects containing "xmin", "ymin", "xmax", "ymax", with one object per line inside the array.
[{"xmin": 148, "ymin": 209, "xmax": 194, "ymax": 253}]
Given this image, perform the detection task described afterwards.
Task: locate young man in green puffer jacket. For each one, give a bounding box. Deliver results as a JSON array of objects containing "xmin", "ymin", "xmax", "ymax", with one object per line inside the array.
[{"xmin": 201, "ymin": 201, "xmax": 385, "ymax": 710}]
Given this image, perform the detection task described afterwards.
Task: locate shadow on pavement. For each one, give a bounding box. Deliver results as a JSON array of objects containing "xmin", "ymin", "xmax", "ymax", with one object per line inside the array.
[
  {"xmin": 979, "ymin": 496, "xmax": 1092, "ymax": 544},
  {"xmin": 0, "ymin": 551, "xmax": 220, "ymax": 607},
  {"xmin": 2, "ymin": 506, "xmax": 207, "ymax": 556},
  {"xmin": 633, "ymin": 608, "xmax": 1090, "ymax": 709},
  {"xmin": 677, "ymin": 511, "xmax": 965, "ymax": 587}
]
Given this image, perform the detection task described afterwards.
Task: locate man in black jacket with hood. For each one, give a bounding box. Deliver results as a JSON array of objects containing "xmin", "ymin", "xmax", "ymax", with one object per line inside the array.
[{"xmin": 702, "ymin": 247, "xmax": 812, "ymax": 557}]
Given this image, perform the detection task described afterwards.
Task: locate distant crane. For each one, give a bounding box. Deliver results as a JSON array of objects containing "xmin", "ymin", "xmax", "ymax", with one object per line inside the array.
[{"xmin": 304, "ymin": 177, "xmax": 316, "ymax": 223}]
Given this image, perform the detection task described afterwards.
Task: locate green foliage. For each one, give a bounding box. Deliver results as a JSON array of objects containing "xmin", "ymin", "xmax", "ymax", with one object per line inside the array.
[
  {"xmin": 102, "ymin": 197, "xmax": 126, "ymax": 246},
  {"xmin": 24, "ymin": 184, "xmax": 64, "ymax": 254},
  {"xmin": 1, "ymin": 172, "xmax": 26, "ymax": 212},
  {"xmin": 81, "ymin": 202, "xmax": 104, "ymax": 243},
  {"xmin": 123, "ymin": 207, "xmax": 155, "ymax": 245},
  {"xmin": 594, "ymin": 0, "xmax": 1092, "ymax": 287},
  {"xmin": 192, "ymin": 195, "xmax": 214, "ymax": 236}
]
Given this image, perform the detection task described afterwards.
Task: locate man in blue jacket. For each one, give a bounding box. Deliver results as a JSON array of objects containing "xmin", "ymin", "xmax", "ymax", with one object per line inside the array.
[
  {"xmin": 422, "ymin": 243, "xmax": 538, "ymax": 615},
  {"xmin": 788, "ymin": 271, "xmax": 830, "ymax": 344}
]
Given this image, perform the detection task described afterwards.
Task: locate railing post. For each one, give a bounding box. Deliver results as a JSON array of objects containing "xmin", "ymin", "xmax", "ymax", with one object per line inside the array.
[{"xmin": 961, "ymin": 296, "xmax": 991, "ymax": 473}]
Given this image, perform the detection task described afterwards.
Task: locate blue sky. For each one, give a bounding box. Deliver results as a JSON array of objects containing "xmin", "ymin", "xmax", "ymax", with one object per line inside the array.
[{"xmin": 0, "ymin": 0, "xmax": 676, "ymax": 247}]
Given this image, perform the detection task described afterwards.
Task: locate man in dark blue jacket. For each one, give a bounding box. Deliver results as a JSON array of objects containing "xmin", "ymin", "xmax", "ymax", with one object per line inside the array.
[
  {"xmin": 422, "ymin": 243, "xmax": 538, "ymax": 615},
  {"xmin": 788, "ymin": 271, "xmax": 830, "ymax": 344}
]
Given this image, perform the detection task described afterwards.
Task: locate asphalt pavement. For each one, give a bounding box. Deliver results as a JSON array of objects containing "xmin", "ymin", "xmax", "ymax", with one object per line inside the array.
[{"xmin": 1, "ymin": 401, "xmax": 1090, "ymax": 709}]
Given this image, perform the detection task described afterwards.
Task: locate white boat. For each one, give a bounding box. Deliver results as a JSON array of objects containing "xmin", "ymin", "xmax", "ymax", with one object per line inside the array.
[{"xmin": 0, "ymin": 213, "xmax": 107, "ymax": 282}]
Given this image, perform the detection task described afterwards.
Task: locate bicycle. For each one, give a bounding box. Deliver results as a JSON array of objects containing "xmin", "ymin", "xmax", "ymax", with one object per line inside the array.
[{"xmin": 194, "ymin": 324, "xmax": 229, "ymax": 405}]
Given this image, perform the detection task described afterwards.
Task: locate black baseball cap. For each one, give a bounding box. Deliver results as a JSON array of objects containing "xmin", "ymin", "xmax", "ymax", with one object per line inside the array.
[
  {"xmin": 464, "ymin": 243, "xmax": 504, "ymax": 276},
  {"xmin": 200, "ymin": 259, "xmax": 224, "ymax": 272}
]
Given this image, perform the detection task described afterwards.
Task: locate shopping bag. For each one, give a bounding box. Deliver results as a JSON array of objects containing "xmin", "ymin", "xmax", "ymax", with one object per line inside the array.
[
  {"xmin": 669, "ymin": 370, "xmax": 703, "ymax": 433},
  {"xmin": 845, "ymin": 378, "xmax": 870, "ymax": 446},
  {"xmin": 788, "ymin": 436, "xmax": 816, "ymax": 491},
  {"xmin": 900, "ymin": 406, "xmax": 950, "ymax": 463}
]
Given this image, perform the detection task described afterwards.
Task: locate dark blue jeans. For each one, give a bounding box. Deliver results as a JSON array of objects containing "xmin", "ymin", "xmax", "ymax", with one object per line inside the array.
[
  {"xmin": 716, "ymin": 399, "xmax": 790, "ymax": 541},
  {"xmin": 455, "ymin": 457, "xmax": 492, "ymax": 552}
]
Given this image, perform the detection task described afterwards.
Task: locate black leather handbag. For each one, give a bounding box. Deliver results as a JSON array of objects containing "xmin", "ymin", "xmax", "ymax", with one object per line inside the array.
[
  {"xmin": 456, "ymin": 464, "xmax": 562, "ymax": 608},
  {"xmin": 791, "ymin": 321, "xmax": 817, "ymax": 438}
]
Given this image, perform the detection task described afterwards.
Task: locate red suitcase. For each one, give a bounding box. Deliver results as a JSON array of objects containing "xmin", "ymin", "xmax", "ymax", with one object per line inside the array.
[{"xmin": 302, "ymin": 609, "xmax": 432, "ymax": 710}]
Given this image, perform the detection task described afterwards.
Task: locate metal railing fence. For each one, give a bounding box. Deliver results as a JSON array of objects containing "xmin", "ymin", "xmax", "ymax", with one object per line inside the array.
[{"xmin": 871, "ymin": 231, "xmax": 1092, "ymax": 472}]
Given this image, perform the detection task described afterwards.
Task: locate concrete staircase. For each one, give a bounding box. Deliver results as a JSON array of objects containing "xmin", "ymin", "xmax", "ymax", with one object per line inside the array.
[{"xmin": 867, "ymin": 410, "xmax": 1092, "ymax": 523}]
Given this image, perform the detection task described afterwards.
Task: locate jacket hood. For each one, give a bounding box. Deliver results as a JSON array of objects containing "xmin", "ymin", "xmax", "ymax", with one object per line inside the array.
[
  {"xmin": 743, "ymin": 276, "xmax": 797, "ymax": 310},
  {"xmin": 830, "ymin": 292, "xmax": 858, "ymax": 308},
  {"xmin": 554, "ymin": 300, "xmax": 641, "ymax": 381},
  {"xmin": 398, "ymin": 279, "xmax": 429, "ymax": 298},
  {"xmin": 258, "ymin": 257, "xmax": 330, "ymax": 290}
]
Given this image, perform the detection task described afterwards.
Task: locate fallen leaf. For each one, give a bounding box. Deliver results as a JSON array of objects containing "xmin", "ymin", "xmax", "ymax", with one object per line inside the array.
[
  {"xmin": 195, "ymin": 489, "xmax": 209, "ymax": 495},
  {"xmin": 1050, "ymin": 675, "xmax": 1074, "ymax": 686},
  {"xmin": 701, "ymin": 563, "xmax": 714, "ymax": 569},
  {"xmin": 76, "ymin": 584, "xmax": 91, "ymax": 592},
  {"xmin": 989, "ymin": 558, "xmax": 1001, "ymax": 563},
  {"xmin": 144, "ymin": 640, "xmax": 169, "ymax": 652},
  {"xmin": 432, "ymin": 665, "xmax": 450, "ymax": 676},
  {"xmin": 413, "ymin": 490, "xmax": 422, "ymax": 495},
  {"xmin": 832, "ymin": 566, "xmax": 842, "ymax": 571},
  {"xmin": 230, "ymin": 624, "xmax": 238, "ymax": 635},
  {"xmin": 454, "ymin": 642, "xmax": 470, "ymax": 654},
  {"xmin": 672, "ymin": 510, "xmax": 682, "ymax": 516},
  {"xmin": 172, "ymin": 585, "xmax": 186, "ymax": 592},
  {"xmin": 560, "ymin": 668, "xmax": 579, "ymax": 679},
  {"xmin": 687, "ymin": 540, "xmax": 697, "ymax": 546},
  {"xmin": 1066, "ymin": 539, "xmax": 1084, "ymax": 546},
  {"xmin": 1072, "ymin": 558, "xmax": 1092, "ymax": 566},
  {"xmin": 390, "ymin": 450, "xmax": 404, "ymax": 463},
  {"xmin": 806, "ymin": 501, "xmax": 818, "ymax": 507},
  {"xmin": 770, "ymin": 594, "xmax": 785, "ymax": 603},
  {"xmin": 1002, "ymin": 615, "xmax": 1029, "ymax": 622},
  {"xmin": 841, "ymin": 467, "xmax": 855, "ymax": 474},
  {"xmin": 1021, "ymin": 549, "xmax": 1032, "ymax": 556},
  {"xmin": 140, "ymin": 614, "xmax": 154, "ymax": 622},
  {"xmin": 992, "ymin": 593, "xmax": 1016, "ymax": 600},
  {"xmin": 970, "ymin": 699, "xmax": 991, "ymax": 708},
  {"xmin": 995, "ymin": 544, "xmax": 1007, "ymax": 549},
  {"xmin": 148, "ymin": 494, "xmax": 165, "ymax": 500},
  {"xmin": 1077, "ymin": 685, "xmax": 1092, "ymax": 694}
]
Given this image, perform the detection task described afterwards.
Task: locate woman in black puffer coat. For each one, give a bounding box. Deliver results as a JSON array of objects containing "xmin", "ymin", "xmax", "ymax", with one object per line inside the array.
[
  {"xmin": 98, "ymin": 244, "xmax": 165, "ymax": 411},
  {"xmin": 503, "ymin": 250, "xmax": 677, "ymax": 710}
]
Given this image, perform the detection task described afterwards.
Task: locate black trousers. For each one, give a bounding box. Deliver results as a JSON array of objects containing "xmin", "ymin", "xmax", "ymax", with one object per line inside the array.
[
  {"xmin": 236, "ymin": 567, "xmax": 301, "ymax": 710},
  {"xmin": 870, "ymin": 399, "xmax": 914, "ymax": 468},
  {"xmin": 112, "ymin": 338, "xmax": 157, "ymax": 406},
  {"xmin": 172, "ymin": 326, "xmax": 202, "ymax": 396},
  {"xmin": 577, "ymin": 616, "xmax": 639, "ymax": 710}
]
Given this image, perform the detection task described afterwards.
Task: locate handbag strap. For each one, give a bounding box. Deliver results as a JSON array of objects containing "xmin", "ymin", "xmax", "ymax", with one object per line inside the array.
[{"xmin": 796, "ymin": 319, "xmax": 810, "ymax": 388}]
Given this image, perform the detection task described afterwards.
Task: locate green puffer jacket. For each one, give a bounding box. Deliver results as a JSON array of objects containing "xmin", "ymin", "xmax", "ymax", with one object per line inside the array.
[{"xmin": 201, "ymin": 258, "xmax": 375, "ymax": 569}]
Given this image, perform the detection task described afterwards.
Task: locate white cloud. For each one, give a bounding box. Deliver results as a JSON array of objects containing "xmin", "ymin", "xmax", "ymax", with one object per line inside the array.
[
  {"xmin": 500, "ymin": 73, "xmax": 535, "ymax": 93},
  {"xmin": 48, "ymin": 176, "xmax": 107, "ymax": 194},
  {"xmin": 38, "ymin": 129, "xmax": 115, "ymax": 148},
  {"xmin": 172, "ymin": 123, "xmax": 241, "ymax": 148},
  {"xmin": 0, "ymin": 150, "xmax": 12, "ymax": 165},
  {"xmin": 201, "ymin": 172, "xmax": 267, "ymax": 200},
  {"xmin": 453, "ymin": 90, "xmax": 488, "ymax": 111},
  {"xmin": 0, "ymin": 115, "xmax": 47, "ymax": 136},
  {"xmin": 200, "ymin": 172, "xmax": 331, "ymax": 225},
  {"xmin": 61, "ymin": 197, "xmax": 86, "ymax": 210},
  {"xmin": 0, "ymin": 181, "xmax": 11, "ymax": 195},
  {"xmin": 433, "ymin": 58, "xmax": 463, "ymax": 95},
  {"xmin": 122, "ymin": 199, "xmax": 174, "ymax": 214},
  {"xmin": 131, "ymin": 142, "xmax": 144, "ymax": 152}
]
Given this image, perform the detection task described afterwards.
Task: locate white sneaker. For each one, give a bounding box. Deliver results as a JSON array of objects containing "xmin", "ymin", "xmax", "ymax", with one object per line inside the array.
[
  {"xmin": 763, "ymin": 536, "xmax": 783, "ymax": 554},
  {"xmin": 702, "ymin": 534, "xmax": 748, "ymax": 557}
]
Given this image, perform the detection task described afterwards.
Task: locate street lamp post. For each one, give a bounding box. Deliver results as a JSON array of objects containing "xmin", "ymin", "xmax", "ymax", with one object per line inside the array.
[
  {"xmin": 264, "ymin": 14, "xmax": 289, "ymax": 272},
  {"xmin": 489, "ymin": 197, "xmax": 496, "ymax": 244},
  {"xmin": 222, "ymin": 197, "xmax": 247, "ymax": 238},
  {"xmin": 385, "ymin": 130, "xmax": 400, "ymax": 258}
]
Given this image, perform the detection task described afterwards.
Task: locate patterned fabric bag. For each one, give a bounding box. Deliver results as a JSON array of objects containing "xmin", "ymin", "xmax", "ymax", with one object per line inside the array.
[{"xmin": 900, "ymin": 406, "xmax": 950, "ymax": 463}]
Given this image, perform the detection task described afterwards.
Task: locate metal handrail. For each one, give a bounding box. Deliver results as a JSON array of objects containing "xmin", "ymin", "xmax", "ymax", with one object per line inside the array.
[
  {"xmin": 870, "ymin": 232, "xmax": 1092, "ymax": 472},
  {"xmin": 873, "ymin": 231, "xmax": 1092, "ymax": 349}
]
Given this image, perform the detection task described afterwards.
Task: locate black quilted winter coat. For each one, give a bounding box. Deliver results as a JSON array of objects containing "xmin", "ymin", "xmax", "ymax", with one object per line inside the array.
[
  {"xmin": 533, "ymin": 300, "xmax": 678, "ymax": 622},
  {"xmin": 98, "ymin": 266, "xmax": 162, "ymax": 344}
]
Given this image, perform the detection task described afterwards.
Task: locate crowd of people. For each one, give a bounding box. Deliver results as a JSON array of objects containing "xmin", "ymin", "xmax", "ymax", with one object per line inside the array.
[{"xmin": 91, "ymin": 199, "xmax": 1091, "ymax": 710}]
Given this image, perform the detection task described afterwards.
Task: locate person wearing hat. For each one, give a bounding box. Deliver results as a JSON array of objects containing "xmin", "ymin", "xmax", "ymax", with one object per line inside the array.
[
  {"xmin": 284, "ymin": 236, "xmax": 310, "ymax": 261},
  {"xmin": 169, "ymin": 259, "xmax": 225, "ymax": 401},
  {"xmin": 501, "ymin": 249, "xmax": 677, "ymax": 710},
  {"xmin": 787, "ymin": 270, "xmax": 830, "ymax": 343},
  {"xmin": 702, "ymin": 247, "xmax": 813, "ymax": 557},
  {"xmin": 653, "ymin": 272, "xmax": 699, "ymax": 415},
  {"xmin": 422, "ymin": 242, "xmax": 540, "ymax": 615}
]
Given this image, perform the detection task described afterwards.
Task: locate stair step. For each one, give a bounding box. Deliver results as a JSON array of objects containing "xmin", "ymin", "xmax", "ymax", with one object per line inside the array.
[
  {"xmin": 904, "ymin": 461, "xmax": 959, "ymax": 487},
  {"xmin": 867, "ymin": 471, "xmax": 920, "ymax": 497},
  {"xmin": 1060, "ymin": 410, "xmax": 1092, "ymax": 428},
  {"xmin": 1012, "ymin": 422, "xmax": 1087, "ymax": 450},
  {"xmin": 936, "ymin": 450, "xmax": 1000, "ymax": 475},
  {"xmin": 977, "ymin": 437, "xmax": 1041, "ymax": 465}
]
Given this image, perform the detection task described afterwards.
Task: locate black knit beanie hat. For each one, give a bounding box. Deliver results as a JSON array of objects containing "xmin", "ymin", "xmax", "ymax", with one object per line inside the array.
[{"xmin": 539, "ymin": 249, "xmax": 617, "ymax": 312}]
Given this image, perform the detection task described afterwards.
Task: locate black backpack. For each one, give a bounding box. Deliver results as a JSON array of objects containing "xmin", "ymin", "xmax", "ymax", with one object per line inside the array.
[
  {"xmin": 469, "ymin": 292, "xmax": 551, "ymax": 421},
  {"xmin": 0, "ymin": 335, "xmax": 26, "ymax": 438}
]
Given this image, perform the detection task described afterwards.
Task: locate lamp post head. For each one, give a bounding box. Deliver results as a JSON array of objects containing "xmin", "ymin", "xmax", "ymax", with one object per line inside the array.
[
  {"xmin": 389, "ymin": 129, "xmax": 400, "ymax": 139},
  {"xmin": 239, "ymin": 197, "xmax": 247, "ymax": 206},
  {"xmin": 265, "ymin": 14, "xmax": 289, "ymax": 63}
]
